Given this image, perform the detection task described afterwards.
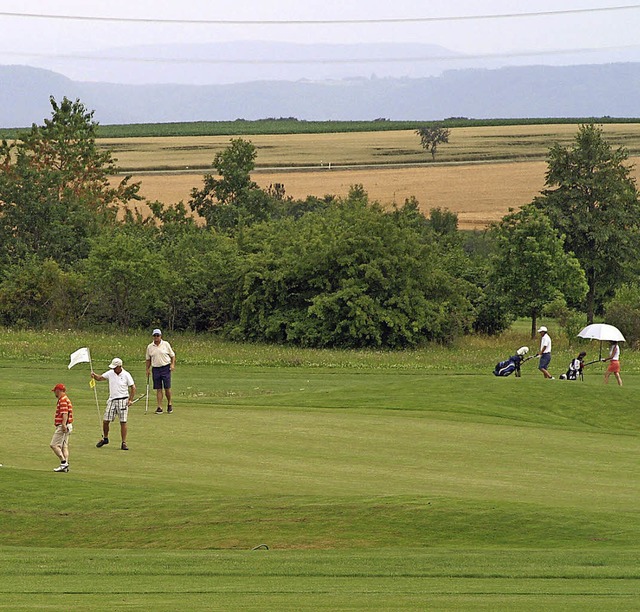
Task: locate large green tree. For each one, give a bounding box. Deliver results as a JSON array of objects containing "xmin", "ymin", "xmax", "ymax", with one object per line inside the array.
[
  {"xmin": 189, "ymin": 138, "xmax": 276, "ymax": 232},
  {"xmin": 532, "ymin": 124, "xmax": 640, "ymax": 322},
  {"xmin": 491, "ymin": 206, "xmax": 588, "ymax": 337},
  {"xmin": 0, "ymin": 96, "xmax": 139, "ymax": 267}
]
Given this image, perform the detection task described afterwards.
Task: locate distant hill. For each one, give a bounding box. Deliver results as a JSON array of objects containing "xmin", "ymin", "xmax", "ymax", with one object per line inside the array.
[
  {"xmin": 2, "ymin": 62, "xmax": 640, "ymax": 128},
  {"xmin": 74, "ymin": 41, "xmax": 467, "ymax": 85}
]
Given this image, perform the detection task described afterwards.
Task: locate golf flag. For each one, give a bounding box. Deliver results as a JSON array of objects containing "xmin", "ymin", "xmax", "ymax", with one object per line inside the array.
[{"xmin": 68, "ymin": 347, "xmax": 91, "ymax": 370}]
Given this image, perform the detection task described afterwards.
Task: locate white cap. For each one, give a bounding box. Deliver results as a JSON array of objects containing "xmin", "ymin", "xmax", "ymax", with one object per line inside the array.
[
  {"xmin": 537, "ymin": 326, "xmax": 547, "ymax": 333},
  {"xmin": 109, "ymin": 357, "xmax": 123, "ymax": 369},
  {"xmin": 152, "ymin": 328, "xmax": 162, "ymax": 336}
]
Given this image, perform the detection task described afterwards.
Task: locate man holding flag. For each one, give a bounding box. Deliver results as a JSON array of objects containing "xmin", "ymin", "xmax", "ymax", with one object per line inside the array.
[{"xmin": 91, "ymin": 358, "xmax": 136, "ymax": 451}]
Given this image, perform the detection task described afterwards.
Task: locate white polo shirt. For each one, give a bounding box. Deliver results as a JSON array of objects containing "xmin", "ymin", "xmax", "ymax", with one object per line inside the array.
[
  {"xmin": 101, "ymin": 368, "xmax": 135, "ymax": 399},
  {"xmin": 540, "ymin": 334, "xmax": 551, "ymax": 354}
]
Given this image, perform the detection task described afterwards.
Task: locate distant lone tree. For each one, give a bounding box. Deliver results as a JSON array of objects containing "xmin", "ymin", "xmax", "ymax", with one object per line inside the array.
[{"xmin": 415, "ymin": 125, "xmax": 451, "ymax": 160}]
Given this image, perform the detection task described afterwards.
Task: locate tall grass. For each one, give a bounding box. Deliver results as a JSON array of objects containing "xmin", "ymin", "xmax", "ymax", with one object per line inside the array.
[{"xmin": 0, "ymin": 323, "xmax": 635, "ymax": 372}]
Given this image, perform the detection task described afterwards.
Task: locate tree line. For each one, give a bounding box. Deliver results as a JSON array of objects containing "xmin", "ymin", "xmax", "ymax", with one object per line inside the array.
[{"xmin": 1, "ymin": 97, "xmax": 640, "ymax": 347}]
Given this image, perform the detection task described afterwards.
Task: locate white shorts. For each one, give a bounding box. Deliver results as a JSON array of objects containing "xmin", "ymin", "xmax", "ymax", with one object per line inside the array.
[{"xmin": 104, "ymin": 398, "xmax": 129, "ymax": 423}]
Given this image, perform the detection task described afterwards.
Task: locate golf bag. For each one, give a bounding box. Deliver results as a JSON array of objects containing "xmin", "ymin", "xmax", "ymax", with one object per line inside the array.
[
  {"xmin": 493, "ymin": 354, "xmax": 524, "ymax": 377},
  {"xmin": 493, "ymin": 347, "xmax": 530, "ymax": 378},
  {"xmin": 560, "ymin": 352, "xmax": 587, "ymax": 381}
]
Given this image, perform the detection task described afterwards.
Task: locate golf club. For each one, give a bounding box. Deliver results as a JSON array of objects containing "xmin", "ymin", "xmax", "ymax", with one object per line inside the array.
[
  {"xmin": 145, "ymin": 374, "xmax": 150, "ymax": 415},
  {"xmin": 130, "ymin": 391, "xmax": 149, "ymax": 406}
]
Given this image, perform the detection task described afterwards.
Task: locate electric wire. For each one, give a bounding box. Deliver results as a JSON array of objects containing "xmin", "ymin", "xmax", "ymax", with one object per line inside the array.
[
  {"xmin": 0, "ymin": 4, "xmax": 638, "ymax": 67},
  {"xmin": 0, "ymin": 4, "xmax": 639, "ymax": 25}
]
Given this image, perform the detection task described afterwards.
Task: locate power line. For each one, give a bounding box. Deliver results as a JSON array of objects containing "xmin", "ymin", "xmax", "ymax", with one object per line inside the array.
[{"xmin": 0, "ymin": 5, "xmax": 639, "ymax": 26}]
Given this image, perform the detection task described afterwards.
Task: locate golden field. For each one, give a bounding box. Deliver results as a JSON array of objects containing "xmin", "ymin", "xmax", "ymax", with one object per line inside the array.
[
  {"xmin": 127, "ymin": 162, "xmax": 549, "ymax": 230},
  {"xmin": 107, "ymin": 124, "xmax": 640, "ymax": 230}
]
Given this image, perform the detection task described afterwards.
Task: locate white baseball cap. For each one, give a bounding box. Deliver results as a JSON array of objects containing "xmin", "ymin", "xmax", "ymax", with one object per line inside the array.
[
  {"xmin": 109, "ymin": 357, "xmax": 123, "ymax": 369},
  {"xmin": 537, "ymin": 326, "xmax": 548, "ymax": 333},
  {"xmin": 152, "ymin": 328, "xmax": 162, "ymax": 336}
]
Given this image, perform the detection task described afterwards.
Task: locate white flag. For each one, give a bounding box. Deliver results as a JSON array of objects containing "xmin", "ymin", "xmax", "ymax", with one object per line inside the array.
[{"xmin": 68, "ymin": 347, "xmax": 91, "ymax": 369}]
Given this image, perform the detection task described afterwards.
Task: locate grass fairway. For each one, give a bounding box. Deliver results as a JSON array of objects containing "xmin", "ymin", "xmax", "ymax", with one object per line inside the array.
[{"xmin": 0, "ymin": 331, "xmax": 638, "ymax": 609}]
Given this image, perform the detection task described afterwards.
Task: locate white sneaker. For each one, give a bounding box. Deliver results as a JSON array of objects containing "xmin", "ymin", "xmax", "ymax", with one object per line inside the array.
[{"xmin": 53, "ymin": 464, "xmax": 69, "ymax": 472}]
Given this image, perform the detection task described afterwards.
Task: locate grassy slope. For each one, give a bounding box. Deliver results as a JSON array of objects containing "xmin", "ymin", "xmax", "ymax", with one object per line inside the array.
[{"xmin": 0, "ymin": 329, "xmax": 638, "ymax": 609}]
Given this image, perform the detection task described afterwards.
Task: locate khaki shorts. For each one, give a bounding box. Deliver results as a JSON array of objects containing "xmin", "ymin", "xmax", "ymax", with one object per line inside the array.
[{"xmin": 51, "ymin": 423, "xmax": 72, "ymax": 447}]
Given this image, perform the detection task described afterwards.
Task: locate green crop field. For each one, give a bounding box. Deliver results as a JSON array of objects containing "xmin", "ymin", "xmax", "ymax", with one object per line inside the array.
[
  {"xmin": 4, "ymin": 116, "xmax": 640, "ymax": 141},
  {"xmin": 0, "ymin": 327, "xmax": 638, "ymax": 610}
]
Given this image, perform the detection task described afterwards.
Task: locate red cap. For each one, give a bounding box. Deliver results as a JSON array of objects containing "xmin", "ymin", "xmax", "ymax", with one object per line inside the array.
[{"xmin": 52, "ymin": 383, "xmax": 66, "ymax": 392}]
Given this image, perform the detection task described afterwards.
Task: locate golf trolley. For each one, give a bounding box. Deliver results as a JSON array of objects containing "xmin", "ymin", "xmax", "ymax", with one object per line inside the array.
[
  {"xmin": 559, "ymin": 352, "xmax": 601, "ymax": 381},
  {"xmin": 493, "ymin": 346, "xmax": 535, "ymax": 377}
]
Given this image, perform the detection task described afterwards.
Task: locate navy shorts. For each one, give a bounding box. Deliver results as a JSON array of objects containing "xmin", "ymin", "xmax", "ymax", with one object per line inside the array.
[
  {"xmin": 539, "ymin": 353, "xmax": 551, "ymax": 370},
  {"xmin": 152, "ymin": 364, "xmax": 172, "ymax": 390}
]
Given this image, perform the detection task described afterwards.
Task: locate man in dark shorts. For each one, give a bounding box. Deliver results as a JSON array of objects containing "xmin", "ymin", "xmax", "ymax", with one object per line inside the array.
[
  {"xmin": 145, "ymin": 329, "xmax": 176, "ymax": 414},
  {"xmin": 535, "ymin": 326, "xmax": 554, "ymax": 379}
]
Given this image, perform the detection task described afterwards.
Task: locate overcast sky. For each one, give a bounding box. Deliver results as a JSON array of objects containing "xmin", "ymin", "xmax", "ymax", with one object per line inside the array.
[{"xmin": 1, "ymin": 0, "xmax": 639, "ymax": 82}]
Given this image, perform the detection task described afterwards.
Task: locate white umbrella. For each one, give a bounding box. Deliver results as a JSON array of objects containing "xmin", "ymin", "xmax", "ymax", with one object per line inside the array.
[{"xmin": 577, "ymin": 323, "xmax": 625, "ymax": 360}]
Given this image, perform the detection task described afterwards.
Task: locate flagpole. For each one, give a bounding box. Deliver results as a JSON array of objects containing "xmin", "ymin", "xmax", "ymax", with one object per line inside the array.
[
  {"xmin": 68, "ymin": 347, "xmax": 102, "ymax": 435},
  {"xmin": 88, "ymin": 350, "xmax": 102, "ymax": 433}
]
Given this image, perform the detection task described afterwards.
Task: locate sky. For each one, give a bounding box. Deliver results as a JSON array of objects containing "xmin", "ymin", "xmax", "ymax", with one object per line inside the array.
[{"xmin": 1, "ymin": 0, "xmax": 640, "ymax": 83}]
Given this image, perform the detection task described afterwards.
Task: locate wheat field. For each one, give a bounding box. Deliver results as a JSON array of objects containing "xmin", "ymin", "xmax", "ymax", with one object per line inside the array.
[
  {"xmin": 109, "ymin": 124, "xmax": 640, "ymax": 230},
  {"xmin": 128, "ymin": 162, "xmax": 549, "ymax": 229}
]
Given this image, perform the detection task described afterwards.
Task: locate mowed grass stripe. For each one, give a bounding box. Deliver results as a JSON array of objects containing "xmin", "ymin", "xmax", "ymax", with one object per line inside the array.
[{"xmin": 1, "ymin": 548, "xmax": 639, "ymax": 611}]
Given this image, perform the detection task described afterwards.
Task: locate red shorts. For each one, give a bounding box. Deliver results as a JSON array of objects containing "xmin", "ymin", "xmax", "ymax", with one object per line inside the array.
[{"xmin": 608, "ymin": 360, "xmax": 620, "ymax": 373}]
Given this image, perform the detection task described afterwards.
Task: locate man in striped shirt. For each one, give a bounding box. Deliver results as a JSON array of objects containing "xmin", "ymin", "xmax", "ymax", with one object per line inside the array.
[{"xmin": 50, "ymin": 383, "xmax": 73, "ymax": 473}]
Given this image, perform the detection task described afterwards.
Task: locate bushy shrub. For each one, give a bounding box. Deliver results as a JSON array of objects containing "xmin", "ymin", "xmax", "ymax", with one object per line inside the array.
[
  {"xmin": 472, "ymin": 290, "xmax": 514, "ymax": 336},
  {"xmin": 230, "ymin": 192, "xmax": 475, "ymax": 348},
  {"xmin": 543, "ymin": 297, "xmax": 586, "ymax": 347},
  {"xmin": 0, "ymin": 257, "xmax": 86, "ymax": 328},
  {"xmin": 605, "ymin": 283, "xmax": 640, "ymax": 347}
]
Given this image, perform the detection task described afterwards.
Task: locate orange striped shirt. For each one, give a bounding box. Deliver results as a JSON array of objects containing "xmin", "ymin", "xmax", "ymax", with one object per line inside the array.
[{"xmin": 54, "ymin": 394, "xmax": 73, "ymax": 426}]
